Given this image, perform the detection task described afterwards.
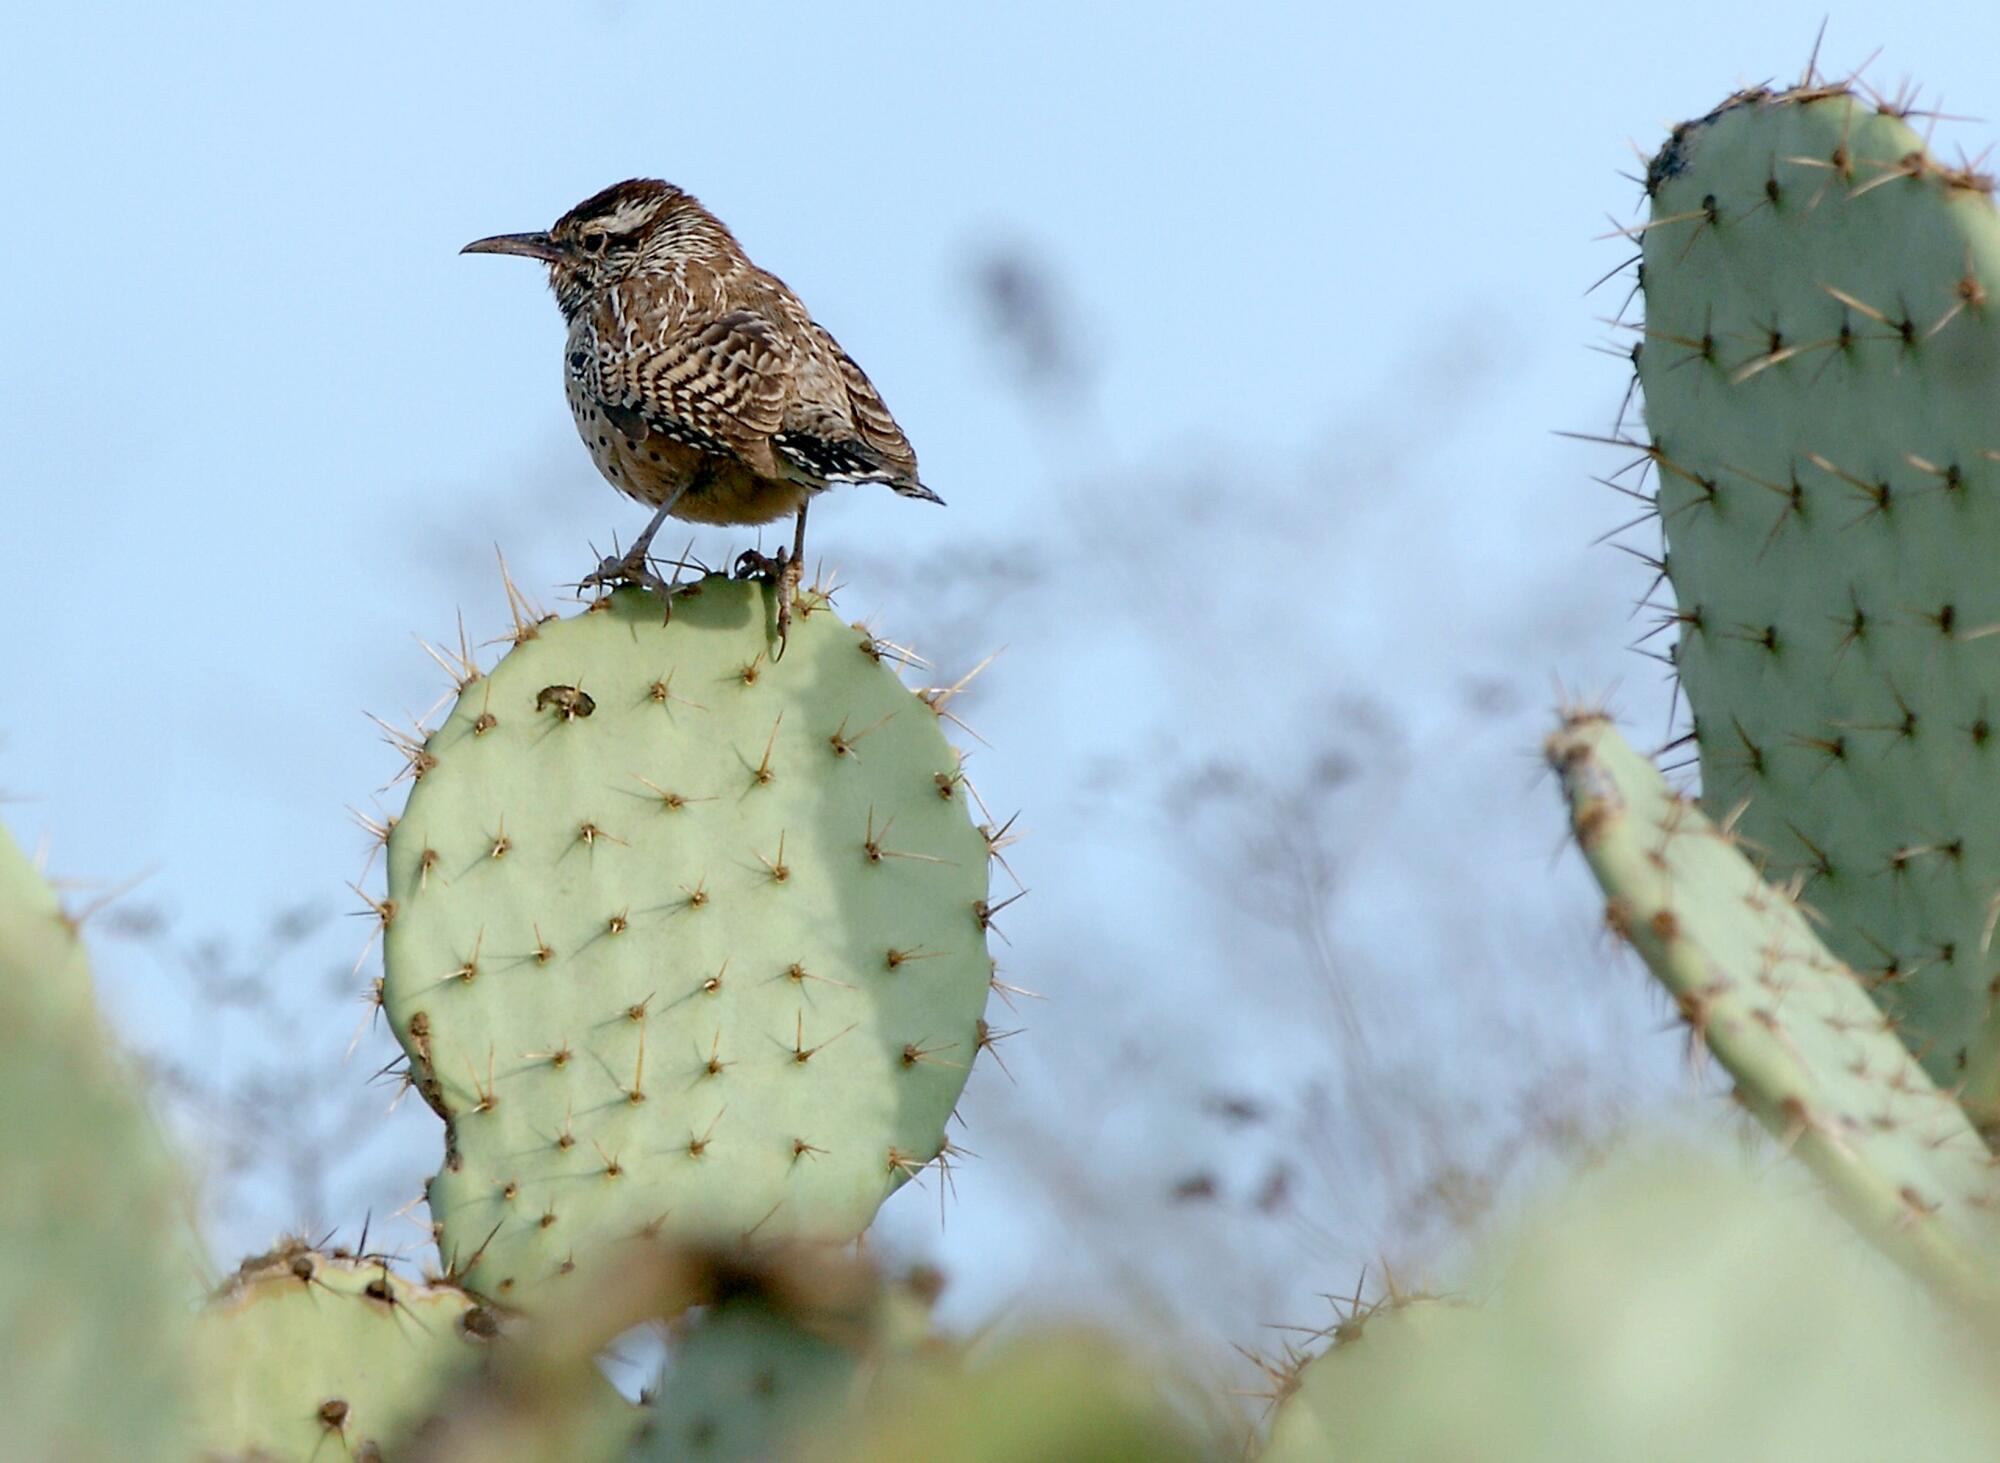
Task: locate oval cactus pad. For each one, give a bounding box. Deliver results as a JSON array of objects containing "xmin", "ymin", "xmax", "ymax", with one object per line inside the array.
[{"xmin": 382, "ymin": 581, "xmax": 994, "ymax": 1303}]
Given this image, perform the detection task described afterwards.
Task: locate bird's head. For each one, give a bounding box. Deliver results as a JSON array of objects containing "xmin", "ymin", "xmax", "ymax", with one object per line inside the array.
[{"xmin": 462, "ymin": 179, "xmax": 720, "ymax": 320}]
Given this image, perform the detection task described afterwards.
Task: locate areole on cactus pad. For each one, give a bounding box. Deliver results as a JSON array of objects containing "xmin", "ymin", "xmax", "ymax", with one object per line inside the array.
[
  {"xmin": 1635, "ymin": 83, "xmax": 2000, "ymax": 1123},
  {"xmin": 379, "ymin": 579, "xmax": 997, "ymax": 1304}
]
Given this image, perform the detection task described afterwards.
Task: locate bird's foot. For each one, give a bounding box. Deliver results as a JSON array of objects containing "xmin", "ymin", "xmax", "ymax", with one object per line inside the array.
[
  {"xmin": 733, "ymin": 548, "xmax": 803, "ymax": 654},
  {"xmin": 580, "ymin": 544, "xmax": 676, "ymax": 618},
  {"xmin": 732, "ymin": 546, "xmax": 788, "ymax": 581}
]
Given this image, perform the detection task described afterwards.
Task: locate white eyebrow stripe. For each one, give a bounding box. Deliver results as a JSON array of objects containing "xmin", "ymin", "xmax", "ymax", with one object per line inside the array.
[{"xmin": 599, "ymin": 199, "xmax": 656, "ymax": 234}]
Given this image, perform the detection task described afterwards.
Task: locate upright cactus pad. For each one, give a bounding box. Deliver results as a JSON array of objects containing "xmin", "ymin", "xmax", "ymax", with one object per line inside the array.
[
  {"xmin": 1635, "ymin": 84, "xmax": 2000, "ymax": 1116},
  {"xmin": 382, "ymin": 580, "xmax": 994, "ymax": 1303},
  {"xmin": 192, "ymin": 1245, "xmax": 496, "ymax": 1460},
  {"xmin": 0, "ymin": 822, "xmax": 193, "ymax": 1461},
  {"xmin": 1549, "ymin": 715, "xmax": 2000, "ymax": 1297}
]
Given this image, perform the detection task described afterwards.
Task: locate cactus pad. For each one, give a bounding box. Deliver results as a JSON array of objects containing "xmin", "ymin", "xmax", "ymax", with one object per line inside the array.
[
  {"xmin": 636, "ymin": 1293, "xmax": 865, "ymax": 1460},
  {"xmin": 822, "ymin": 1334, "xmax": 1215, "ymax": 1463},
  {"xmin": 1262, "ymin": 1153, "xmax": 2000, "ymax": 1459},
  {"xmin": 1549, "ymin": 714, "xmax": 2000, "ymax": 1296},
  {"xmin": 0, "ymin": 822, "xmax": 193, "ymax": 1461},
  {"xmin": 1259, "ymin": 1301, "xmax": 1480, "ymax": 1463},
  {"xmin": 1634, "ymin": 83, "xmax": 2000, "ymax": 1117},
  {"xmin": 382, "ymin": 580, "xmax": 994, "ymax": 1302},
  {"xmin": 192, "ymin": 1245, "xmax": 495, "ymax": 1460}
]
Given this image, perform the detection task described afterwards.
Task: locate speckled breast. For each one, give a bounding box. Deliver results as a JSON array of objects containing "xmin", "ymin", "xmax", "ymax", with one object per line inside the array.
[{"xmin": 562, "ymin": 379, "xmax": 805, "ymax": 526}]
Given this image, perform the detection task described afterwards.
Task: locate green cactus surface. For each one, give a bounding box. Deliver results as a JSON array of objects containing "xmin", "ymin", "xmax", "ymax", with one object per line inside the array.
[
  {"xmin": 192, "ymin": 1244, "xmax": 497, "ymax": 1460},
  {"xmin": 0, "ymin": 821, "xmax": 193, "ymax": 1461},
  {"xmin": 635, "ymin": 1292, "xmax": 864, "ymax": 1461},
  {"xmin": 382, "ymin": 579, "xmax": 994, "ymax": 1303},
  {"xmin": 1634, "ymin": 83, "xmax": 2000, "ymax": 1119},
  {"xmin": 631, "ymin": 1249, "xmax": 951, "ymax": 1461},
  {"xmin": 1, "ymin": 816, "xmax": 100, "ymax": 1026},
  {"xmin": 1261, "ymin": 1151, "xmax": 2000, "ymax": 1461},
  {"xmin": 1259, "ymin": 1300, "xmax": 1481, "ymax": 1462},
  {"xmin": 1548, "ymin": 714, "xmax": 2000, "ymax": 1299},
  {"xmin": 815, "ymin": 1333, "xmax": 1219, "ymax": 1463}
]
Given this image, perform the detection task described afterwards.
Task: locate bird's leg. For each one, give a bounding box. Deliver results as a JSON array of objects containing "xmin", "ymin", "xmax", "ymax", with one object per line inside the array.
[
  {"xmin": 581, "ymin": 493, "xmax": 683, "ymax": 606},
  {"xmin": 778, "ymin": 502, "xmax": 808, "ymax": 651},
  {"xmin": 733, "ymin": 503, "xmax": 810, "ymax": 655}
]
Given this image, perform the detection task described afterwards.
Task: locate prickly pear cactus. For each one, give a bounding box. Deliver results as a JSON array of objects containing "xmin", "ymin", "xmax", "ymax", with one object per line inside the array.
[
  {"xmin": 0, "ymin": 822, "xmax": 193, "ymax": 1461},
  {"xmin": 1548, "ymin": 714, "xmax": 2000, "ymax": 1298},
  {"xmin": 1634, "ymin": 83, "xmax": 2000, "ymax": 1120},
  {"xmin": 2, "ymin": 818, "xmax": 101, "ymax": 1026},
  {"xmin": 1260, "ymin": 1152, "xmax": 2000, "ymax": 1460},
  {"xmin": 632, "ymin": 1252, "xmax": 949, "ymax": 1461},
  {"xmin": 192, "ymin": 1244, "xmax": 497, "ymax": 1460},
  {"xmin": 818, "ymin": 1333, "xmax": 1219, "ymax": 1463},
  {"xmin": 1258, "ymin": 1300, "xmax": 1480, "ymax": 1463},
  {"xmin": 381, "ymin": 580, "xmax": 995, "ymax": 1303},
  {"xmin": 636, "ymin": 1291, "xmax": 866, "ymax": 1461}
]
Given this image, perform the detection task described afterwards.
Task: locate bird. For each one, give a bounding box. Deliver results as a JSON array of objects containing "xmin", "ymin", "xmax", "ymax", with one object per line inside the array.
[{"xmin": 462, "ymin": 178, "xmax": 940, "ymax": 644}]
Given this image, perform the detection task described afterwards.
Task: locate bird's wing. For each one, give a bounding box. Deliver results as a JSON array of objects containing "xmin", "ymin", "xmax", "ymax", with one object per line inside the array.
[
  {"xmin": 589, "ymin": 303, "xmax": 798, "ymax": 467},
  {"xmin": 764, "ymin": 327, "xmax": 938, "ymax": 499},
  {"xmin": 831, "ymin": 341, "xmax": 919, "ymax": 479}
]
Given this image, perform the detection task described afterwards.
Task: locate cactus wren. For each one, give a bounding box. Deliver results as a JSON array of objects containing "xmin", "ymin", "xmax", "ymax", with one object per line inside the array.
[{"xmin": 463, "ymin": 178, "xmax": 941, "ymax": 641}]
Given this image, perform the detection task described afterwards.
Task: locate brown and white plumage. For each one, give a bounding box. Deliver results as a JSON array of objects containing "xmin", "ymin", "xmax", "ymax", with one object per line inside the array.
[{"xmin": 468, "ymin": 179, "xmax": 938, "ymax": 537}]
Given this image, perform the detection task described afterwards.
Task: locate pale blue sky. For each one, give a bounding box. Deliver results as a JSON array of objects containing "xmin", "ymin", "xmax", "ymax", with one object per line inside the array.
[
  {"xmin": 12, "ymin": 3, "xmax": 1992, "ymax": 905},
  {"xmin": 7, "ymin": 3, "xmax": 1994, "ymax": 1354}
]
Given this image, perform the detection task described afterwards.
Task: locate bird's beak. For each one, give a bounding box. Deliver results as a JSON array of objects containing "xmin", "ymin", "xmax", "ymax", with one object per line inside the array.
[{"xmin": 461, "ymin": 231, "xmax": 566, "ymax": 263}]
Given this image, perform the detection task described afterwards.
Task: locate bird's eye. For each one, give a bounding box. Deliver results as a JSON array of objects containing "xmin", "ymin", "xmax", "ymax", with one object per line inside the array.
[{"xmin": 581, "ymin": 231, "xmax": 607, "ymax": 254}]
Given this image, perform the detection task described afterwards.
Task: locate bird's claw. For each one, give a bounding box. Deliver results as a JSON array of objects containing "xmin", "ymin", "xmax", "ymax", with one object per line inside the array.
[
  {"xmin": 731, "ymin": 547, "xmax": 788, "ymax": 581},
  {"xmin": 733, "ymin": 549, "xmax": 802, "ymax": 654},
  {"xmin": 580, "ymin": 547, "xmax": 676, "ymax": 618}
]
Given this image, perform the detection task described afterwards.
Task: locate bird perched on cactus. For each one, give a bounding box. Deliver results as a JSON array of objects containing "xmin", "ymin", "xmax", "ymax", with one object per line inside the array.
[{"xmin": 463, "ymin": 178, "xmax": 940, "ymax": 643}]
